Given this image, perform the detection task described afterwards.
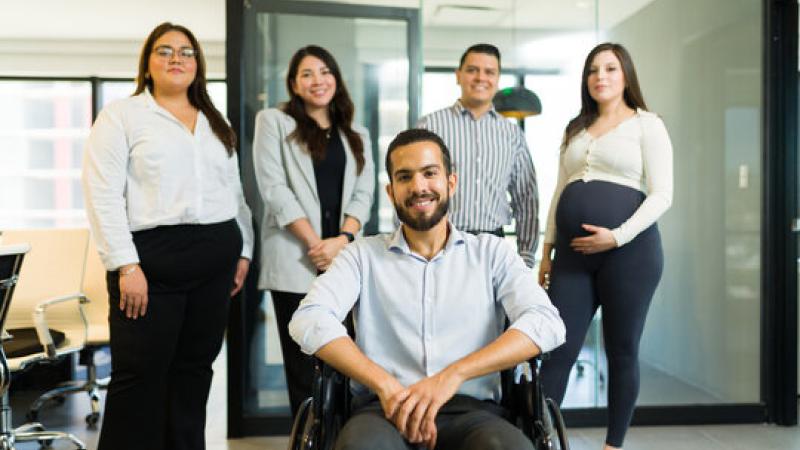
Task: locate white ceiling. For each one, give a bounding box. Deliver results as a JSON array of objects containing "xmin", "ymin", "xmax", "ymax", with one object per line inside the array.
[{"xmin": 1, "ymin": 0, "xmax": 656, "ymax": 41}]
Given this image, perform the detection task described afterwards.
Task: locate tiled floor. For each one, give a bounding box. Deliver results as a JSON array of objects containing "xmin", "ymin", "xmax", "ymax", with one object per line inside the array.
[{"xmin": 8, "ymin": 350, "xmax": 800, "ymax": 450}]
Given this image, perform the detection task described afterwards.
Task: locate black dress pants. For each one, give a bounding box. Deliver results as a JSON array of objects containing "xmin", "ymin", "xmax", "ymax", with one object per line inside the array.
[
  {"xmin": 98, "ymin": 220, "xmax": 242, "ymax": 450},
  {"xmin": 335, "ymin": 395, "xmax": 534, "ymax": 450},
  {"xmin": 271, "ymin": 290, "xmax": 315, "ymax": 417}
]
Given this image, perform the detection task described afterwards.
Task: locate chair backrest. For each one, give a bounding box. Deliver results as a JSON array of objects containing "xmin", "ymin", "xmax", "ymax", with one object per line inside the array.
[
  {"xmin": 82, "ymin": 239, "xmax": 110, "ymax": 344},
  {"xmin": 0, "ymin": 244, "xmax": 31, "ymax": 332},
  {"xmin": 0, "ymin": 229, "xmax": 89, "ymax": 328}
]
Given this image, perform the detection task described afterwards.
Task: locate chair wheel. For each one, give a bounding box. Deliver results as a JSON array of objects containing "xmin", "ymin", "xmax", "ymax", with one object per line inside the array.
[
  {"xmin": 38, "ymin": 439, "xmax": 53, "ymax": 449},
  {"xmin": 86, "ymin": 412, "xmax": 100, "ymax": 427}
]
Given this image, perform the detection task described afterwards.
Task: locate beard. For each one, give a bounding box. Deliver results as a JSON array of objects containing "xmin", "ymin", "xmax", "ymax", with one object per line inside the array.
[{"xmin": 394, "ymin": 190, "xmax": 449, "ymax": 231}]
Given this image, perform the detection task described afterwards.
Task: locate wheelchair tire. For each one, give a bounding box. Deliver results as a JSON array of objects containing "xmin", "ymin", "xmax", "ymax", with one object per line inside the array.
[
  {"xmin": 288, "ymin": 398, "xmax": 313, "ymax": 450},
  {"xmin": 544, "ymin": 398, "xmax": 569, "ymax": 450}
]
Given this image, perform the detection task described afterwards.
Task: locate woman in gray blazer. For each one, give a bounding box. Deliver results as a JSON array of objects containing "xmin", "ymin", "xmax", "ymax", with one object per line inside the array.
[{"xmin": 253, "ymin": 45, "xmax": 374, "ymax": 416}]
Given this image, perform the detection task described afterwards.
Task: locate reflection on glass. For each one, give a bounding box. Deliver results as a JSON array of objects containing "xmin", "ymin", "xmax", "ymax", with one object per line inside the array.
[{"xmin": 0, "ymin": 81, "xmax": 92, "ymax": 229}]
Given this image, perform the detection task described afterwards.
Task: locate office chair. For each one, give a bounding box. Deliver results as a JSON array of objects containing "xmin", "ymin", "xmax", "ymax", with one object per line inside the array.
[
  {"xmin": 26, "ymin": 238, "xmax": 109, "ymax": 427},
  {"xmin": 0, "ymin": 229, "xmax": 92, "ymax": 448},
  {"xmin": 0, "ymin": 243, "xmax": 86, "ymax": 449}
]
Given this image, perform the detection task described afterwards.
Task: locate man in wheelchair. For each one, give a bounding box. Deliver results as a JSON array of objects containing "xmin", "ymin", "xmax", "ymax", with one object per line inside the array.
[{"xmin": 289, "ymin": 128, "xmax": 566, "ymax": 450}]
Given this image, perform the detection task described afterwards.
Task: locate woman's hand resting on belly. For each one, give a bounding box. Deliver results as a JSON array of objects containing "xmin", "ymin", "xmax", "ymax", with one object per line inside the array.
[{"xmin": 570, "ymin": 224, "xmax": 618, "ymax": 254}]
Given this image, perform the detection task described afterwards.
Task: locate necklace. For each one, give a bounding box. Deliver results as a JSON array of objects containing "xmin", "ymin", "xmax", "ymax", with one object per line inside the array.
[{"xmin": 323, "ymin": 128, "xmax": 332, "ymax": 139}]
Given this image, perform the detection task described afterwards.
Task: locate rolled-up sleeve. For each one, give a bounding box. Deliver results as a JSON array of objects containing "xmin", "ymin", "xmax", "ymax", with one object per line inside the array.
[
  {"xmin": 289, "ymin": 244, "xmax": 363, "ymax": 354},
  {"xmin": 252, "ymin": 109, "xmax": 307, "ymax": 228},
  {"xmin": 81, "ymin": 107, "xmax": 138, "ymax": 270},
  {"xmin": 342, "ymin": 129, "xmax": 375, "ymax": 227},
  {"xmin": 492, "ymin": 239, "xmax": 565, "ymax": 352}
]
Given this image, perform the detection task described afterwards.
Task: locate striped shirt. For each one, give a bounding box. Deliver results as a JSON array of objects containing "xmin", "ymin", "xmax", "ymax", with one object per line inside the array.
[{"xmin": 417, "ymin": 101, "xmax": 539, "ymax": 267}]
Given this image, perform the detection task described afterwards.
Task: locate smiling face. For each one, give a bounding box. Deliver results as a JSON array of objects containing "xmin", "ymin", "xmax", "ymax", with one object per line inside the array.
[
  {"xmin": 386, "ymin": 140, "xmax": 457, "ymax": 232},
  {"xmin": 587, "ymin": 49, "xmax": 626, "ymax": 106},
  {"xmin": 147, "ymin": 30, "xmax": 197, "ymax": 96},
  {"xmin": 456, "ymin": 51, "xmax": 500, "ymax": 109},
  {"xmin": 291, "ymin": 55, "xmax": 337, "ymax": 111}
]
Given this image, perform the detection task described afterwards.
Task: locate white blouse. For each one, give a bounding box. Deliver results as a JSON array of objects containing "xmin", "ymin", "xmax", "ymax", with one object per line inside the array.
[
  {"xmin": 544, "ymin": 109, "xmax": 673, "ymax": 247},
  {"xmin": 82, "ymin": 90, "xmax": 254, "ymax": 270}
]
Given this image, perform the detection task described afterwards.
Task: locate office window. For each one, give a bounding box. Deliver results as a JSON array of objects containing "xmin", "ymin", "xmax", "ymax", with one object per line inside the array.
[{"xmin": 0, "ymin": 80, "xmax": 92, "ymax": 229}]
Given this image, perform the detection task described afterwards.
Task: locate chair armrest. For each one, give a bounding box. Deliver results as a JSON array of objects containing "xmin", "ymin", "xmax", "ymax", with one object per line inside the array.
[{"xmin": 32, "ymin": 293, "xmax": 89, "ymax": 358}]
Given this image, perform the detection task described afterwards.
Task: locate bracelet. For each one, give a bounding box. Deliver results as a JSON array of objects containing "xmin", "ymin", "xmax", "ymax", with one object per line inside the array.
[
  {"xmin": 339, "ymin": 231, "xmax": 355, "ymax": 243},
  {"xmin": 120, "ymin": 265, "xmax": 138, "ymax": 276}
]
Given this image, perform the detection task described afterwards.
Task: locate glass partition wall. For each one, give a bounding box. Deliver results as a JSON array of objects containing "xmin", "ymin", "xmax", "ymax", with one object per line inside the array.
[{"xmin": 226, "ymin": 0, "xmax": 796, "ymax": 436}]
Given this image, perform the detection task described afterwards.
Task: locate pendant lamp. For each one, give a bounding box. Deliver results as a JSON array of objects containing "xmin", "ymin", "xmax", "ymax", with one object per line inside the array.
[
  {"xmin": 493, "ymin": 86, "xmax": 542, "ymax": 119},
  {"xmin": 493, "ymin": 0, "xmax": 542, "ymax": 120}
]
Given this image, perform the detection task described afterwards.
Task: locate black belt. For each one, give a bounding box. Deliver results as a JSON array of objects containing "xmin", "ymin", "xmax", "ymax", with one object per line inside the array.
[{"xmin": 464, "ymin": 228, "xmax": 505, "ymax": 238}]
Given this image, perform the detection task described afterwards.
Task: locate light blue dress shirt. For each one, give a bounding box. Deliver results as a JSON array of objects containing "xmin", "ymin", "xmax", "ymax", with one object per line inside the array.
[{"xmin": 289, "ymin": 224, "xmax": 565, "ymax": 402}]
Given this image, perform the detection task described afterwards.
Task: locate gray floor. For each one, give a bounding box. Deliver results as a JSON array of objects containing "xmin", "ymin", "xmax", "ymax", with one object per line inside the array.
[{"xmin": 8, "ymin": 350, "xmax": 800, "ymax": 450}]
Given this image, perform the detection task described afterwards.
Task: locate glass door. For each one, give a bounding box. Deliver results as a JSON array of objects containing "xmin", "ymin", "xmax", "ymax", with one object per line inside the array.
[{"xmin": 226, "ymin": 0, "xmax": 419, "ymax": 435}]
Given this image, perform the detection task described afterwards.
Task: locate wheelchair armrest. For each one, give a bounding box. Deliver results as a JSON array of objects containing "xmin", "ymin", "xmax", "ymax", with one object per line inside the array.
[{"xmin": 32, "ymin": 292, "xmax": 88, "ymax": 358}]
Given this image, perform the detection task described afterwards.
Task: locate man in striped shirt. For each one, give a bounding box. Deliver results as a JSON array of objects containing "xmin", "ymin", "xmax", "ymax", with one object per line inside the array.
[{"xmin": 417, "ymin": 43, "xmax": 539, "ymax": 267}]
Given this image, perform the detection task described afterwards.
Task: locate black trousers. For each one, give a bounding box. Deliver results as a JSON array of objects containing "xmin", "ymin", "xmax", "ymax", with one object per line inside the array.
[
  {"xmin": 539, "ymin": 181, "xmax": 663, "ymax": 448},
  {"xmin": 98, "ymin": 220, "xmax": 242, "ymax": 450},
  {"xmin": 271, "ymin": 290, "xmax": 315, "ymax": 417},
  {"xmin": 335, "ymin": 395, "xmax": 534, "ymax": 450}
]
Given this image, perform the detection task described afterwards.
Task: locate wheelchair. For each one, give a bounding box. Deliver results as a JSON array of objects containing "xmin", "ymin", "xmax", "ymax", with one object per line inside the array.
[{"xmin": 287, "ymin": 355, "xmax": 569, "ymax": 450}]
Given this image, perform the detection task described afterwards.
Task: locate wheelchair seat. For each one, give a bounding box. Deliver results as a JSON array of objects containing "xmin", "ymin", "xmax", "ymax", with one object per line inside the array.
[{"xmin": 288, "ymin": 355, "xmax": 569, "ymax": 450}]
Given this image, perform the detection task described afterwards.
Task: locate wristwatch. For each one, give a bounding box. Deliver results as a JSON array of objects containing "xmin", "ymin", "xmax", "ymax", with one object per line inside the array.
[{"xmin": 340, "ymin": 231, "xmax": 355, "ymax": 243}]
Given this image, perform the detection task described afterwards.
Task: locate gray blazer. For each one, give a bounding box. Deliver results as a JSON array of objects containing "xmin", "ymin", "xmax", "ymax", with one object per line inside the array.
[{"xmin": 253, "ymin": 108, "xmax": 375, "ymax": 293}]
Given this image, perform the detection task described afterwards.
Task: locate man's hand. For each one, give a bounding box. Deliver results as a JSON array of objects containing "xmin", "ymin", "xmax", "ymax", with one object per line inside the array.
[
  {"xmin": 308, "ymin": 235, "xmax": 348, "ymax": 271},
  {"xmin": 386, "ymin": 367, "xmax": 464, "ymax": 449}
]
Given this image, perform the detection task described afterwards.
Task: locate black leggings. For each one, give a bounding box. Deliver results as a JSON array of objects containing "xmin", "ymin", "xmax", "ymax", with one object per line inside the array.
[{"xmin": 539, "ymin": 181, "xmax": 663, "ymax": 448}]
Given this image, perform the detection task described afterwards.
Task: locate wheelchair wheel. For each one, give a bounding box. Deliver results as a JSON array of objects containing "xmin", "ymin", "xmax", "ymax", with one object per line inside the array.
[
  {"xmin": 543, "ymin": 398, "xmax": 569, "ymax": 450},
  {"xmin": 288, "ymin": 398, "xmax": 314, "ymax": 450}
]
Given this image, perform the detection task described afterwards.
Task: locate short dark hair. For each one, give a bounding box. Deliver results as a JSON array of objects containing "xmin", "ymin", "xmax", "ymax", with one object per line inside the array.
[
  {"xmin": 385, "ymin": 129, "xmax": 452, "ymax": 181},
  {"xmin": 458, "ymin": 43, "xmax": 501, "ymax": 70}
]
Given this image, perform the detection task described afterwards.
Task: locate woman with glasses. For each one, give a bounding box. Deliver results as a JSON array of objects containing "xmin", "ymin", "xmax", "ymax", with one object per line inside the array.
[
  {"xmin": 538, "ymin": 42, "xmax": 673, "ymax": 450},
  {"xmin": 82, "ymin": 22, "xmax": 253, "ymax": 450},
  {"xmin": 252, "ymin": 45, "xmax": 374, "ymax": 417}
]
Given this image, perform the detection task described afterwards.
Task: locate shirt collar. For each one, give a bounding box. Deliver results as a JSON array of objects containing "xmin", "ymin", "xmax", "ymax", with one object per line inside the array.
[
  {"xmin": 138, "ymin": 88, "xmax": 208, "ymax": 132},
  {"xmin": 452, "ymin": 99, "xmax": 499, "ymax": 119},
  {"xmin": 388, "ymin": 222, "xmax": 466, "ymax": 259}
]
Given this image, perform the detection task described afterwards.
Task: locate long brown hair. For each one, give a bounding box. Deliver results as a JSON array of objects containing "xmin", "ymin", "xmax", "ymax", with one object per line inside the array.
[
  {"xmin": 282, "ymin": 45, "xmax": 365, "ymax": 174},
  {"xmin": 563, "ymin": 42, "xmax": 648, "ymax": 148},
  {"xmin": 134, "ymin": 22, "xmax": 236, "ymax": 155}
]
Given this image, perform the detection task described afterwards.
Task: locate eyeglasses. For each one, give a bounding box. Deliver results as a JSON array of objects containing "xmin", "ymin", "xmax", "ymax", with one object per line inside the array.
[{"xmin": 152, "ymin": 45, "xmax": 196, "ymax": 60}]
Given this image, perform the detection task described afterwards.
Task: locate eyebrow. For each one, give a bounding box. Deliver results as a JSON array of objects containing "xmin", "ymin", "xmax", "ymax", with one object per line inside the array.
[{"xmin": 393, "ymin": 164, "xmax": 441, "ymax": 177}]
